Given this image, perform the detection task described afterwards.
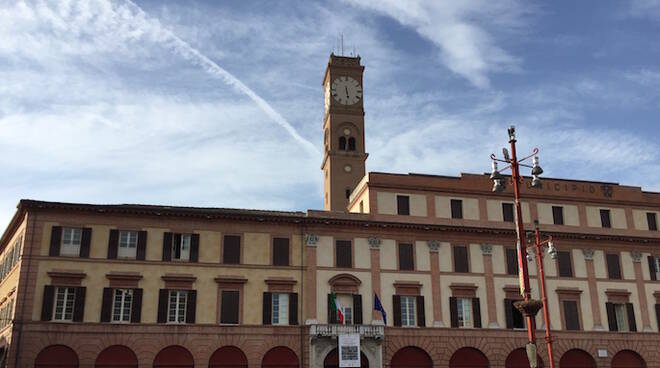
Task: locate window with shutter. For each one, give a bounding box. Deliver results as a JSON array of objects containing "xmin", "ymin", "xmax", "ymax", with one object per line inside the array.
[
  {"xmin": 502, "ymin": 203, "xmax": 514, "ymax": 222},
  {"xmin": 271, "ymin": 293, "xmax": 289, "ymax": 325},
  {"xmin": 504, "ymin": 299, "xmax": 525, "ymax": 329},
  {"xmin": 456, "ymin": 297, "xmax": 473, "ymax": 328},
  {"xmin": 60, "ymin": 228, "xmax": 82, "ymax": 257},
  {"xmin": 171, "ymin": 234, "xmax": 191, "ymax": 261},
  {"xmin": 167, "ymin": 290, "xmax": 187, "ymax": 323},
  {"xmin": 52, "ymin": 287, "xmax": 76, "ymax": 321},
  {"xmin": 220, "ymin": 290, "xmax": 239, "ymax": 324},
  {"xmin": 557, "ymin": 251, "xmax": 573, "ymax": 277},
  {"xmin": 223, "ymin": 235, "xmax": 241, "ymax": 264},
  {"xmin": 336, "ymin": 240, "xmax": 352, "ymax": 268},
  {"xmin": 273, "ymin": 238, "xmax": 290, "ymax": 266},
  {"xmin": 398, "ymin": 243, "xmax": 414, "ymax": 270},
  {"xmin": 506, "ymin": 248, "xmax": 518, "ymax": 275},
  {"xmin": 450, "ymin": 199, "xmax": 463, "ymax": 219},
  {"xmin": 600, "ymin": 209, "xmax": 611, "ymax": 228},
  {"xmin": 400, "ymin": 296, "xmax": 416, "ymax": 327},
  {"xmin": 648, "ymin": 212, "xmax": 658, "ymax": 231},
  {"xmin": 552, "ymin": 206, "xmax": 564, "ymax": 225},
  {"xmin": 118, "ymin": 231, "xmax": 138, "ymax": 259},
  {"xmin": 397, "ymin": 195, "xmax": 410, "ymax": 216},
  {"xmin": 606, "ymin": 253, "xmax": 622, "ymax": 279},
  {"xmin": 563, "ymin": 300, "xmax": 580, "ymax": 330},
  {"xmin": 453, "ymin": 246, "xmax": 469, "ymax": 273},
  {"xmin": 111, "ymin": 289, "xmax": 133, "ymax": 323}
]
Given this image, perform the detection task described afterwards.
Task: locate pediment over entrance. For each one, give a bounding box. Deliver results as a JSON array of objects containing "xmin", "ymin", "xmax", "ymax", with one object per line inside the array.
[{"xmin": 328, "ymin": 273, "xmax": 361, "ymax": 294}]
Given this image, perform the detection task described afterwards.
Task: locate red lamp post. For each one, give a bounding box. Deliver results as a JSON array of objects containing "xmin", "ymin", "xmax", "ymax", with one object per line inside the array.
[
  {"xmin": 531, "ymin": 220, "xmax": 557, "ymax": 368},
  {"xmin": 490, "ymin": 126, "xmax": 546, "ymax": 368}
]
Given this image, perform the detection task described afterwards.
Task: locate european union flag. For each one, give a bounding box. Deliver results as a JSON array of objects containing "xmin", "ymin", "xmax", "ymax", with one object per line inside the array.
[{"xmin": 374, "ymin": 293, "xmax": 387, "ymax": 325}]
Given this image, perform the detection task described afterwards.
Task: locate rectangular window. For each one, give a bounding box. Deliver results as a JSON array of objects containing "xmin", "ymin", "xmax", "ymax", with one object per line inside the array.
[
  {"xmin": 600, "ymin": 209, "xmax": 611, "ymax": 228},
  {"xmin": 614, "ymin": 303, "xmax": 630, "ymax": 332},
  {"xmin": 506, "ymin": 248, "xmax": 519, "ymax": 275},
  {"xmin": 557, "ymin": 251, "xmax": 573, "ymax": 277},
  {"xmin": 398, "ymin": 243, "xmax": 414, "ymax": 271},
  {"xmin": 53, "ymin": 287, "xmax": 75, "ymax": 321},
  {"xmin": 509, "ymin": 300, "xmax": 525, "ymax": 329},
  {"xmin": 453, "ymin": 246, "xmax": 469, "ymax": 273},
  {"xmin": 273, "ymin": 238, "xmax": 290, "ymax": 266},
  {"xmin": 397, "ymin": 195, "xmax": 410, "ymax": 216},
  {"xmin": 172, "ymin": 234, "xmax": 191, "ymax": 261},
  {"xmin": 400, "ymin": 296, "xmax": 416, "ymax": 327},
  {"xmin": 456, "ymin": 297, "xmax": 473, "ymax": 328},
  {"xmin": 552, "ymin": 206, "xmax": 564, "ymax": 225},
  {"xmin": 450, "ymin": 199, "xmax": 463, "ymax": 219},
  {"xmin": 648, "ymin": 212, "xmax": 658, "ymax": 231},
  {"xmin": 359, "ymin": 201, "xmax": 364, "ymax": 213},
  {"xmin": 271, "ymin": 293, "xmax": 289, "ymax": 325},
  {"xmin": 167, "ymin": 290, "xmax": 187, "ymax": 323},
  {"xmin": 112, "ymin": 289, "xmax": 133, "ymax": 323},
  {"xmin": 563, "ymin": 300, "xmax": 580, "ymax": 330},
  {"xmin": 60, "ymin": 228, "xmax": 82, "ymax": 256},
  {"xmin": 118, "ymin": 231, "xmax": 138, "ymax": 259},
  {"xmin": 656, "ymin": 258, "xmax": 660, "ymax": 281},
  {"xmin": 220, "ymin": 290, "xmax": 239, "ymax": 324},
  {"xmin": 606, "ymin": 253, "xmax": 622, "ymax": 279},
  {"xmin": 336, "ymin": 240, "xmax": 352, "ymax": 268},
  {"xmin": 502, "ymin": 203, "xmax": 514, "ymax": 222},
  {"xmin": 223, "ymin": 235, "xmax": 241, "ymax": 264}
]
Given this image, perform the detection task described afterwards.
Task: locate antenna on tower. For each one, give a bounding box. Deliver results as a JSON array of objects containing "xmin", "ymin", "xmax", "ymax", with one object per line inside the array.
[{"xmin": 340, "ymin": 33, "xmax": 344, "ymax": 56}]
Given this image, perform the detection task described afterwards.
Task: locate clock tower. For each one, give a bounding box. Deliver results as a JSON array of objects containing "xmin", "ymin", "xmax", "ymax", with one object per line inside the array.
[{"xmin": 321, "ymin": 54, "xmax": 368, "ymax": 211}]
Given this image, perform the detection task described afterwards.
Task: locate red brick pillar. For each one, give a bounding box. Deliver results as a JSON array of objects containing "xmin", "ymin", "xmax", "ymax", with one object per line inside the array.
[
  {"xmin": 583, "ymin": 249, "xmax": 603, "ymax": 330},
  {"xmin": 428, "ymin": 240, "xmax": 443, "ymax": 326},
  {"xmin": 369, "ymin": 237, "xmax": 382, "ymax": 322},
  {"xmin": 481, "ymin": 244, "xmax": 498, "ymax": 327},
  {"xmin": 304, "ymin": 234, "xmax": 318, "ymax": 324},
  {"xmin": 631, "ymin": 251, "xmax": 651, "ymax": 331}
]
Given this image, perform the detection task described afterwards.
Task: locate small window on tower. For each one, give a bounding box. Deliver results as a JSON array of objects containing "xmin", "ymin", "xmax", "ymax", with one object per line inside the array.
[
  {"xmin": 339, "ymin": 136, "xmax": 347, "ymax": 150},
  {"xmin": 348, "ymin": 137, "xmax": 356, "ymax": 151},
  {"xmin": 345, "ymin": 189, "xmax": 351, "ymax": 199}
]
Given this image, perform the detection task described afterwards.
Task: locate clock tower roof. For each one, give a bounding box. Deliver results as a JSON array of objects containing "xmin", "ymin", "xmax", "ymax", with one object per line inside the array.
[{"xmin": 323, "ymin": 53, "xmax": 364, "ymax": 85}]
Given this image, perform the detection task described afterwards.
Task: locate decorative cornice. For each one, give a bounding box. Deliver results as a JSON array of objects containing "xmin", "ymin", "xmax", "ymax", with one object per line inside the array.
[
  {"xmin": 630, "ymin": 251, "xmax": 642, "ymax": 262},
  {"xmin": 368, "ymin": 237, "xmax": 381, "ymax": 249},
  {"xmin": 304, "ymin": 234, "xmax": 319, "ymax": 247},
  {"xmin": 161, "ymin": 273, "xmax": 197, "ymax": 283},
  {"xmin": 480, "ymin": 244, "xmax": 493, "ymax": 255},
  {"xmin": 105, "ymin": 272, "xmax": 143, "ymax": 281},
  {"xmin": 555, "ymin": 287, "xmax": 582, "ymax": 296},
  {"xmin": 427, "ymin": 240, "xmax": 440, "ymax": 252},
  {"xmin": 47, "ymin": 271, "xmax": 86, "ymax": 280},
  {"xmin": 214, "ymin": 276, "xmax": 248, "ymax": 285},
  {"xmin": 264, "ymin": 277, "xmax": 297, "ymax": 286},
  {"xmin": 582, "ymin": 249, "xmax": 595, "ymax": 260}
]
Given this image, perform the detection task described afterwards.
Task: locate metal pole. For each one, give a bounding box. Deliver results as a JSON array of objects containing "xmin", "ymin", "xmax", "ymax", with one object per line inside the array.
[
  {"xmin": 509, "ymin": 135, "xmax": 536, "ymax": 345},
  {"xmin": 535, "ymin": 223, "xmax": 555, "ymax": 368}
]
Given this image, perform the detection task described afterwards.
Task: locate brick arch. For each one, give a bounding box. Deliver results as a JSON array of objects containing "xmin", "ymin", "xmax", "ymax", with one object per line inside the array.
[
  {"xmin": 262, "ymin": 346, "xmax": 299, "ymax": 368},
  {"xmin": 442, "ymin": 336, "xmax": 493, "ymax": 365},
  {"xmin": 449, "ymin": 347, "xmax": 488, "ymax": 368},
  {"xmin": 153, "ymin": 345, "xmax": 194, "ymax": 367},
  {"xmin": 611, "ymin": 349, "xmax": 647, "ymax": 368},
  {"xmin": 209, "ymin": 346, "xmax": 248, "ymax": 368},
  {"xmin": 384, "ymin": 335, "xmax": 436, "ymax": 364},
  {"xmin": 251, "ymin": 336, "xmax": 301, "ymax": 368},
  {"xmin": 390, "ymin": 346, "xmax": 432, "ymax": 368},
  {"xmin": 35, "ymin": 344, "xmax": 79, "ymax": 368},
  {"xmin": 559, "ymin": 348, "xmax": 595, "ymax": 368},
  {"xmin": 95, "ymin": 345, "xmax": 138, "ymax": 367},
  {"xmin": 553, "ymin": 338, "xmax": 595, "ymax": 359}
]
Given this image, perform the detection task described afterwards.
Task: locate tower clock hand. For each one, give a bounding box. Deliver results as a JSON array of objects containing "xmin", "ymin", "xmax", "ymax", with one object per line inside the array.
[{"xmin": 345, "ymin": 86, "xmax": 349, "ymax": 99}]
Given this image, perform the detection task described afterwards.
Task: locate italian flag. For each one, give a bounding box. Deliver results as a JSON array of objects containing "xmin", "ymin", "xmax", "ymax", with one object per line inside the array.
[{"xmin": 330, "ymin": 292, "xmax": 344, "ymax": 324}]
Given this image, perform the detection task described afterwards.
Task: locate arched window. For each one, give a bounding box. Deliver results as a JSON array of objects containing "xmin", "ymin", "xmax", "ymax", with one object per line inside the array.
[
  {"xmin": 348, "ymin": 137, "xmax": 356, "ymax": 151},
  {"xmin": 35, "ymin": 345, "xmax": 79, "ymax": 368},
  {"xmin": 339, "ymin": 137, "xmax": 347, "ymax": 150},
  {"xmin": 345, "ymin": 189, "xmax": 351, "ymax": 199}
]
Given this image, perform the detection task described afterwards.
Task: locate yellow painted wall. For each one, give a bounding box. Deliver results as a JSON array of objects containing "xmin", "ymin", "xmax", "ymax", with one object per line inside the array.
[
  {"xmin": 620, "ymin": 252, "xmax": 636, "ymax": 280},
  {"xmin": 537, "ymin": 203, "xmax": 580, "ymax": 226},
  {"xmin": 596, "ymin": 281, "xmax": 642, "ymax": 331},
  {"xmin": 586, "ymin": 206, "xmax": 627, "ymax": 229},
  {"xmin": 632, "ymin": 209, "xmax": 659, "ymax": 230},
  {"xmin": 491, "ymin": 244, "xmax": 506, "ymax": 275},
  {"xmin": 354, "ymin": 238, "xmax": 371, "ymax": 269},
  {"xmin": 435, "ymin": 196, "xmax": 479, "ymax": 220},
  {"xmin": 572, "ymin": 249, "xmax": 586, "ymax": 278},
  {"xmin": 381, "ymin": 272, "xmax": 432, "ymax": 326},
  {"xmin": 438, "ymin": 242, "xmax": 452, "ymax": 272},
  {"xmin": 376, "ymin": 192, "xmax": 426, "ymax": 216},
  {"xmin": 439, "ymin": 275, "xmax": 486, "ymax": 327},
  {"xmin": 545, "ymin": 279, "xmax": 592, "ymax": 330},
  {"xmin": 316, "ymin": 236, "xmax": 334, "ymax": 267},
  {"xmin": 469, "ymin": 243, "xmax": 484, "ymax": 273},
  {"xmin": 486, "ymin": 200, "xmax": 531, "ymax": 223},
  {"xmin": 415, "ymin": 241, "xmax": 430, "ymax": 271},
  {"xmin": 593, "ymin": 250, "xmax": 607, "ymax": 278},
  {"xmin": 380, "ymin": 239, "xmax": 397, "ymax": 270}
]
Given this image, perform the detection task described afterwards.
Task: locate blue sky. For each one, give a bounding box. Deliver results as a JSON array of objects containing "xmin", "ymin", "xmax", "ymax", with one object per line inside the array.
[{"xmin": 1, "ymin": 0, "xmax": 660, "ymax": 228}]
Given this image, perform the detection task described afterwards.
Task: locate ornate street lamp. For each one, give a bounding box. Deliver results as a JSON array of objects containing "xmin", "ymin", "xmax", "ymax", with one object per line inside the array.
[{"xmin": 489, "ymin": 126, "xmax": 549, "ymax": 368}]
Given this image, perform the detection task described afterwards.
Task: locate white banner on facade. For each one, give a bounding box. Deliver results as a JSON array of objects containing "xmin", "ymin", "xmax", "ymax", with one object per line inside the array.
[{"xmin": 338, "ymin": 333, "xmax": 361, "ymax": 367}]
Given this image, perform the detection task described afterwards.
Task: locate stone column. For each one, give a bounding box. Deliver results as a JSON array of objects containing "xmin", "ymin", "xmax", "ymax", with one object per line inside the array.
[
  {"xmin": 305, "ymin": 234, "xmax": 318, "ymax": 324},
  {"xmin": 631, "ymin": 251, "xmax": 652, "ymax": 331},
  {"xmin": 428, "ymin": 240, "xmax": 443, "ymax": 327},
  {"xmin": 583, "ymin": 249, "xmax": 603, "ymax": 330},
  {"xmin": 481, "ymin": 244, "xmax": 498, "ymax": 328},
  {"xmin": 369, "ymin": 237, "xmax": 382, "ymax": 322}
]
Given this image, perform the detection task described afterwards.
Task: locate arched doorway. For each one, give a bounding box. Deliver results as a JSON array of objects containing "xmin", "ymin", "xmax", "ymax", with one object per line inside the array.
[
  {"xmin": 209, "ymin": 346, "xmax": 248, "ymax": 368},
  {"xmin": 611, "ymin": 350, "xmax": 646, "ymax": 368},
  {"xmin": 262, "ymin": 346, "xmax": 299, "ymax": 368},
  {"xmin": 153, "ymin": 345, "xmax": 194, "ymax": 368},
  {"xmin": 559, "ymin": 349, "xmax": 595, "ymax": 368},
  {"xmin": 505, "ymin": 348, "xmax": 543, "ymax": 368},
  {"xmin": 96, "ymin": 345, "xmax": 138, "ymax": 367},
  {"xmin": 391, "ymin": 346, "xmax": 432, "ymax": 368},
  {"xmin": 35, "ymin": 345, "xmax": 79, "ymax": 368},
  {"xmin": 449, "ymin": 347, "xmax": 488, "ymax": 368},
  {"xmin": 323, "ymin": 347, "xmax": 369, "ymax": 368}
]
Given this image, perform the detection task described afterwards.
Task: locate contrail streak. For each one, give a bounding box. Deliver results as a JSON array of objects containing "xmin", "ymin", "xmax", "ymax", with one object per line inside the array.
[{"xmin": 123, "ymin": 0, "xmax": 320, "ymax": 156}]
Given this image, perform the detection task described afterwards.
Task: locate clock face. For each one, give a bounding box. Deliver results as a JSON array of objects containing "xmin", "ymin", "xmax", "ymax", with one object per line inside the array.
[{"xmin": 331, "ymin": 76, "xmax": 362, "ymax": 105}]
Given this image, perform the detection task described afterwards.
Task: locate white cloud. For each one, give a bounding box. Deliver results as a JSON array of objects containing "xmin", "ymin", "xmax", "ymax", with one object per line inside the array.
[{"xmin": 342, "ymin": 0, "xmax": 530, "ymax": 88}]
